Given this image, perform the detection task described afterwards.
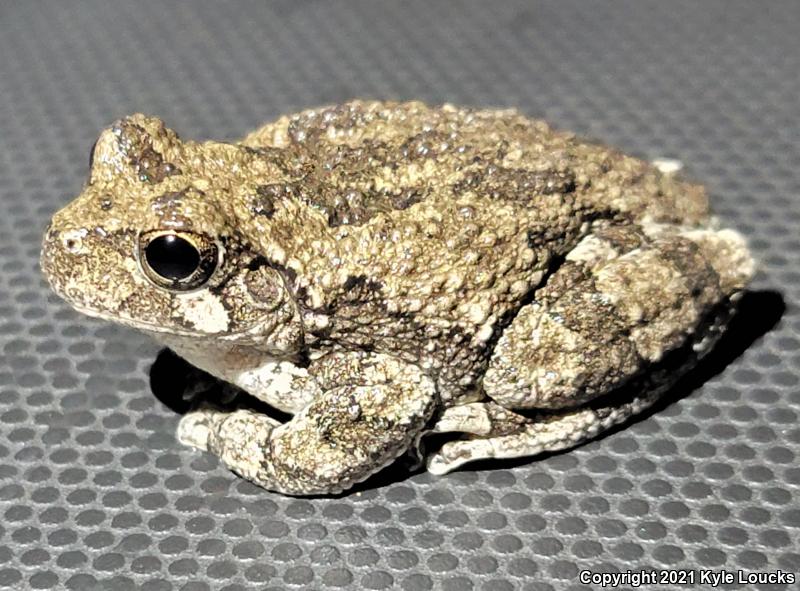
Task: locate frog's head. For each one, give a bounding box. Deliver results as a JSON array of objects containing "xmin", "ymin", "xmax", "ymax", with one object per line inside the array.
[{"xmin": 41, "ymin": 115, "xmax": 304, "ymax": 353}]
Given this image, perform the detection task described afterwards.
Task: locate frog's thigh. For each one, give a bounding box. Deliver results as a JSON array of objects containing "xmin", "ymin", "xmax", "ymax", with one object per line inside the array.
[
  {"xmin": 483, "ymin": 222, "xmax": 753, "ymax": 410},
  {"xmin": 426, "ymin": 224, "xmax": 753, "ymax": 475}
]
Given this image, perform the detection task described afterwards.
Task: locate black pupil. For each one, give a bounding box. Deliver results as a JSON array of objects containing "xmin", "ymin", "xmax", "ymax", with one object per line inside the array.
[{"xmin": 145, "ymin": 235, "xmax": 200, "ymax": 281}]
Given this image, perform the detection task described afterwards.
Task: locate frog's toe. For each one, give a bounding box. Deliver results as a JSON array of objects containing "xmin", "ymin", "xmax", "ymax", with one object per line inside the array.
[
  {"xmin": 177, "ymin": 408, "xmax": 217, "ymax": 450},
  {"xmin": 432, "ymin": 401, "xmax": 527, "ymax": 436}
]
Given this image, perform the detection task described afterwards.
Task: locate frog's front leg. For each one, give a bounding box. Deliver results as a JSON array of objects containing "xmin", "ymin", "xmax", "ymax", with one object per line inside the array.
[{"xmin": 178, "ymin": 351, "xmax": 437, "ymax": 495}]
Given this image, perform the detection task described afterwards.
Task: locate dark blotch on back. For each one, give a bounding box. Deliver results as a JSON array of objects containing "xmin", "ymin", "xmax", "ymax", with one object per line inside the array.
[
  {"xmin": 313, "ymin": 187, "xmax": 425, "ymax": 228},
  {"xmin": 278, "ymin": 102, "xmax": 581, "ymax": 230},
  {"xmin": 479, "ymin": 166, "xmax": 577, "ymax": 200},
  {"xmin": 342, "ymin": 274, "xmax": 383, "ymax": 294},
  {"xmin": 250, "ymin": 184, "xmax": 286, "ymax": 218}
]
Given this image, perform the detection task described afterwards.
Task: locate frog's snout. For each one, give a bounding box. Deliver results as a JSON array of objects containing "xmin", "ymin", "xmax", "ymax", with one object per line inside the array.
[
  {"xmin": 45, "ymin": 225, "xmax": 85, "ymax": 255},
  {"xmin": 40, "ymin": 222, "xmax": 92, "ymax": 294}
]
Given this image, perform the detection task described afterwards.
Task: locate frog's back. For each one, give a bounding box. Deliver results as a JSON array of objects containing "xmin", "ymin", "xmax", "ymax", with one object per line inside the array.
[
  {"xmin": 239, "ymin": 101, "xmax": 710, "ymax": 399},
  {"xmin": 242, "ymin": 100, "xmax": 708, "ymax": 227}
]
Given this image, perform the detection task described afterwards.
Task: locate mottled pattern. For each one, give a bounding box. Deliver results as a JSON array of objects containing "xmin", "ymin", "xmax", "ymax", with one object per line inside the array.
[
  {"xmin": 238, "ymin": 103, "xmax": 718, "ymax": 408},
  {"xmin": 483, "ymin": 223, "xmax": 752, "ymax": 409},
  {"xmin": 41, "ymin": 94, "xmax": 754, "ymax": 496},
  {"xmin": 2, "ymin": 0, "xmax": 800, "ymax": 588}
]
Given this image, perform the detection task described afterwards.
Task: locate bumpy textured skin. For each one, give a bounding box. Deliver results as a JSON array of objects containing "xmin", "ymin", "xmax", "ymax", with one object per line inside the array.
[{"xmin": 41, "ymin": 100, "xmax": 754, "ymax": 495}]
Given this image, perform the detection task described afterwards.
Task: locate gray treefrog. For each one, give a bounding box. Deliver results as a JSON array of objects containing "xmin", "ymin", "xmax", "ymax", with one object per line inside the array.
[{"xmin": 41, "ymin": 100, "xmax": 754, "ymax": 495}]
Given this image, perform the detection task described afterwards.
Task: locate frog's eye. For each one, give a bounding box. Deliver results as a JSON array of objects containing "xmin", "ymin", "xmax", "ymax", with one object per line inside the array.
[{"xmin": 138, "ymin": 231, "xmax": 220, "ymax": 291}]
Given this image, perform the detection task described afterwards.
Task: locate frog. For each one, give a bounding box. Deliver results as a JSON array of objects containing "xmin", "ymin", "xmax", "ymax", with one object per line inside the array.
[{"xmin": 41, "ymin": 100, "xmax": 755, "ymax": 495}]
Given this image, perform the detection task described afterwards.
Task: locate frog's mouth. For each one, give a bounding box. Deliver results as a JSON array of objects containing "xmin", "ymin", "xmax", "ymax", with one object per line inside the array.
[
  {"xmin": 61, "ymin": 301, "xmax": 207, "ymax": 338},
  {"xmin": 58, "ymin": 298, "xmax": 263, "ymax": 341},
  {"xmin": 50, "ymin": 282, "xmax": 293, "ymax": 348}
]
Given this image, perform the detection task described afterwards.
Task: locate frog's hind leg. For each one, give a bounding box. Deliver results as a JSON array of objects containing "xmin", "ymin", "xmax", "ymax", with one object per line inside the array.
[{"xmin": 427, "ymin": 223, "xmax": 753, "ymax": 474}]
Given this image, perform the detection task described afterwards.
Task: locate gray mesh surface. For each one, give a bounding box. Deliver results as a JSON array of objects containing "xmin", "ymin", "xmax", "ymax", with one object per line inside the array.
[{"xmin": 1, "ymin": 1, "xmax": 799, "ymax": 590}]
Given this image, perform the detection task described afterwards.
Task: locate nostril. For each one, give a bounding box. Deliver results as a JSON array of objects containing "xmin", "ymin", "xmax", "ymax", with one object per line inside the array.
[{"xmin": 60, "ymin": 229, "xmax": 87, "ymax": 254}]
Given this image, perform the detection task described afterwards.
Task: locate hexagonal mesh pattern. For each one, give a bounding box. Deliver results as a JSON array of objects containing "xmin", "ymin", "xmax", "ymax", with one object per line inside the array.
[{"xmin": 1, "ymin": 1, "xmax": 799, "ymax": 590}]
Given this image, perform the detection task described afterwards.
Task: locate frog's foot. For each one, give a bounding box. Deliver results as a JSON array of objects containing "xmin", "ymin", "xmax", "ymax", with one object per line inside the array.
[
  {"xmin": 427, "ymin": 392, "xmax": 655, "ymax": 475},
  {"xmin": 427, "ymin": 222, "xmax": 753, "ymax": 475},
  {"xmin": 177, "ymin": 404, "xmax": 280, "ymax": 454},
  {"xmin": 177, "ymin": 352, "xmax": 437, "ymax": 495}
]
